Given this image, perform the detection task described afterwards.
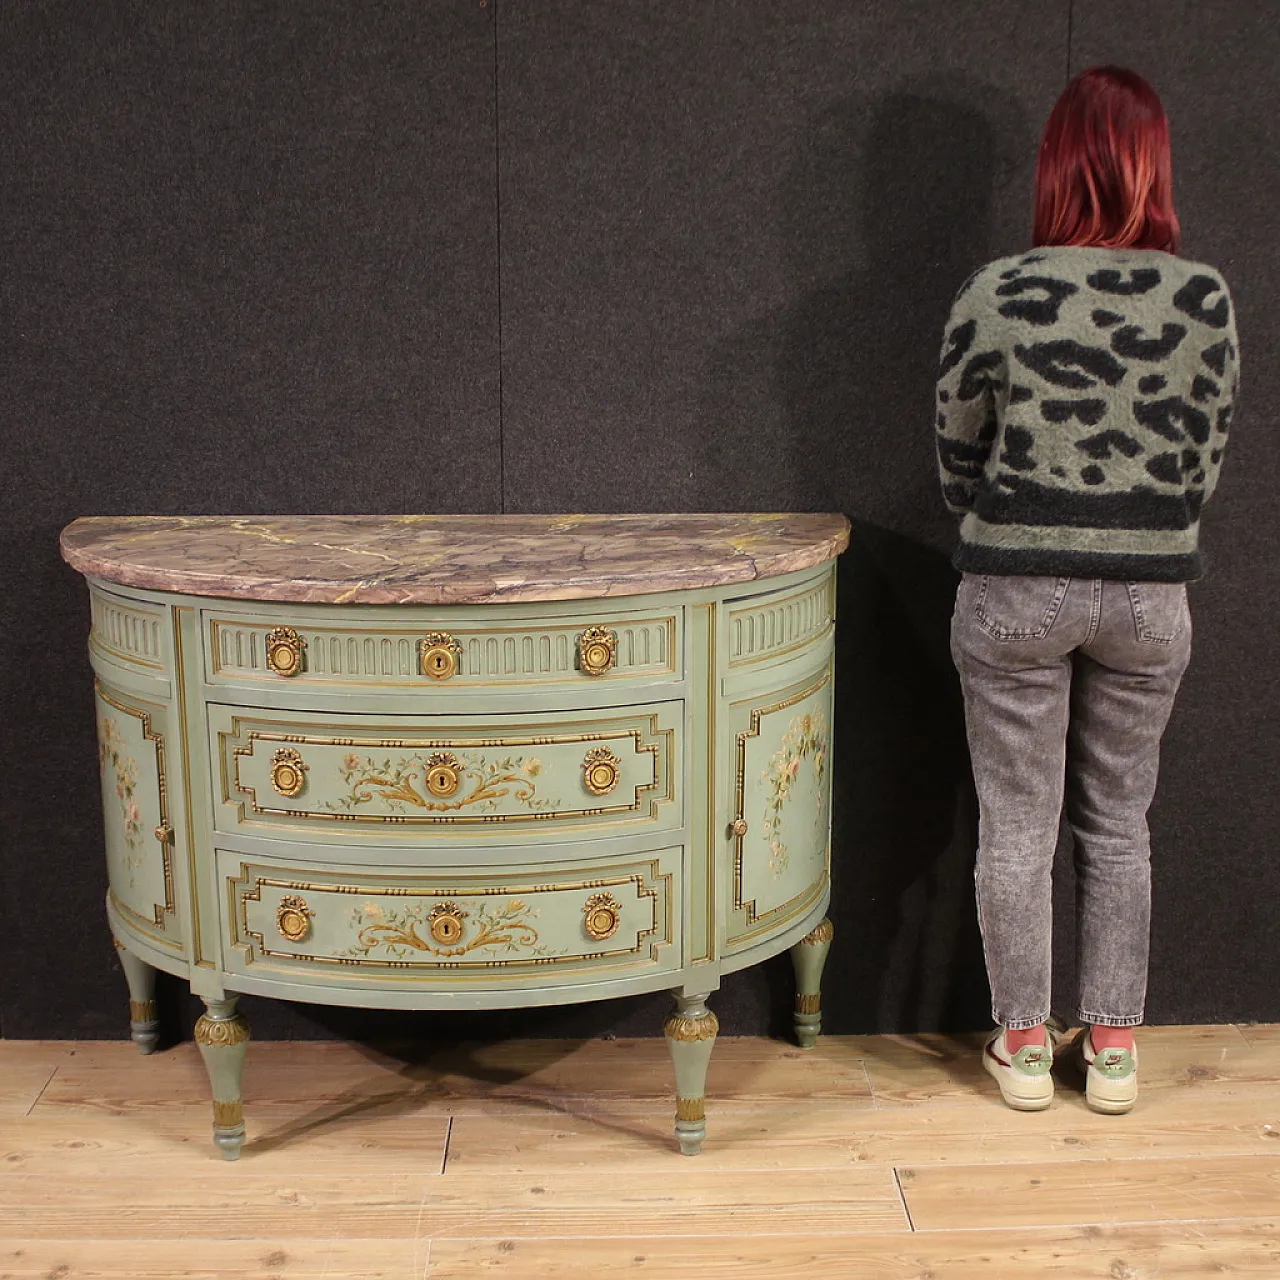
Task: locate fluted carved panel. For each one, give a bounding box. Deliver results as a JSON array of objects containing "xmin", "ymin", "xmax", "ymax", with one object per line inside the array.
[
  {"xmin": 91, "ymin": 595, "xmax": 165, "ymax": 670},
  {"xmin": 209, "ymin": 615, "xmax": 678, "ymax": 686},
  {"xmin": 728, "ymin": 578, "xmax": 833, "ymax": 668}
]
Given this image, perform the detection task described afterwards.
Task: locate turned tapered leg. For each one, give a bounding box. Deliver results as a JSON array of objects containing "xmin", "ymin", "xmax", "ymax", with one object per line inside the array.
[
  {"xmin": 663, "ymin": 991, "xmax": 718, "ymax": 1156},
  {"xmin": 114, "ymin": 939, "xmax": 160, "ymax": 1055},
  {"xmin": 790, "ymin": 917, "xmax": 834, "ymax": 1048},
  {"xmin": 194, "ymin": 996, "xmax": 250, "ymax": 1160}
]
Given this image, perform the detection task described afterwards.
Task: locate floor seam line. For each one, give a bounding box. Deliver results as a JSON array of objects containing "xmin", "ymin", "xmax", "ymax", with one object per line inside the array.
[
  {"xmin": 440, "ymin": 1115, "xmax": 454, "ymax": 1176},
  {"xmin": 861, "ymin": 1059, "xmax": 878, "ymax": 1108},
  {"xmin": 892, "ymin": 1167, "xmax": 916, "ymax": 1232},
  {"xmin": 905, "ymin": 1211, "xmax": 1280, "ymax": 1234},
  {"xmin": 24, "ymin": 1065, "xmax": 60, "ymax": 1117}
]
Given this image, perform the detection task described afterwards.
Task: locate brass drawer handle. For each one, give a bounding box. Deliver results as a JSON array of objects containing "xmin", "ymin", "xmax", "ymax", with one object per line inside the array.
[
  {"xmin": 270, "ymin": 747, "xmax": 308, "ymax": 798},
  {"xmin": 577, "ymin": 626, "xmax": 617, "ymax": 677},
  {"xmin": 428, "ymin": 902, "xmax": 468, "ymax": 946},
  {"xmin": 582, "ymin": 745, "xmax": 622, "ymax": 797},
  {"xmin": 425, "ymin": 752, "xmax": 462, "ymax": 799},
  {"xmin": 276, "ymin": 895, "xmax": 314, "ymax": 943},
  {"xmin": 266, "ymin": 627, "xmax": 307, "ymax": 677},
  {"xmin": 419, "ymin": 632, "xmax": 462, "ymax": 680},
  {"xmin": 584, "ymin": 892, "xmax": 622, "ymax": 943}
]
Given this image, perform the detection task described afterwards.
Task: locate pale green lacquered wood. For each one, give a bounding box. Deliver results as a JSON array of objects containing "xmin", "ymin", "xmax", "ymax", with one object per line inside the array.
[
  {"xmin": 75, "ymin": 551, "xmax": 842, "ymax": 1157},
  {"xmin": 93, "ymin": 683, "xmax": 184, "ymax": 955},
  {"xmin": 723, "ymin": 661, "xmax": 834, "ymax": 955},
  {"xmin": 175, "ymin": 599, "xmax": 227, "ymax": 993},
  {"xmin": 217, "ymin": 845, "xmax": 682, "ymax": 991},
  {"xmin": 115, "ymin": 943, "xmax": 160, "ymax": 1054},
  {"xmin": 663, "ymin": 991, "xmax": 718, "ymax": 1156},
  {"xmin": 790, "ymin": 916, "xmax": 835, "ymax": 1049},
  {"xmin": 194, "ymin": 996, "xmax": 249, "ymax": 1160},
  {"xmin": 208, "ymin": 698, "xmax": 682, "ymax": 846},
  {"xmin": 203, "ymin": 598, "xmax": 684, "ymax": 692}
]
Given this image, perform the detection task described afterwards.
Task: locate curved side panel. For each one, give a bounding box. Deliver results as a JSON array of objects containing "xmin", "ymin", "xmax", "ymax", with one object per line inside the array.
[
  {"xmin": 94, "ymin": 682, "xmax": 184, "ymax": 951},
  {"xmin": 724, "ymin": 661, "xmax": 834, "ymax": 951}
]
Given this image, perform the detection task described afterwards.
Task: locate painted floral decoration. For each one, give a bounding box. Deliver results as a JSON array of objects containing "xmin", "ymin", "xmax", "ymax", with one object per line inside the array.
[
  {"xmin": 760, "ymin": 709, "xmax": 828, "ymax": 878},
  {"xmin": 321, "ymin": 751, "xmax": 560, "ymax": 816},
  {"xmin": 338, "ymin": 897, "xmax": 566, "ymax": 962},
  {"xmin": 98, "ymin": 715, "xmax": 143, "ymax": 861}
]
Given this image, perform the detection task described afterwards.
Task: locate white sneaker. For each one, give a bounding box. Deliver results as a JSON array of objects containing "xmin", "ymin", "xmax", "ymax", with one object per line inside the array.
[
  {"xmin": 1080, "ymin": 1032, "xmax": 1138, "ymax": 1114},
  {"xmin": 982, "ymin": 1028, "xmax": 1054, "ymax": 1111}
]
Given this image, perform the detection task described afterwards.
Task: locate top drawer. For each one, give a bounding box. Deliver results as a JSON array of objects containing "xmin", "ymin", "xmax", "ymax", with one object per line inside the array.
[{"xmin": 203, "ymin": 602, "xmax": 682, "ymax": 691}]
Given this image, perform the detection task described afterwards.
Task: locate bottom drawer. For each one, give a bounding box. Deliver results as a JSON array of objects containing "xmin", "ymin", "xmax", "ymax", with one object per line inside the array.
[{"xmin": 219, "ymin": 848, "xmax": 681, "ymax": 991}]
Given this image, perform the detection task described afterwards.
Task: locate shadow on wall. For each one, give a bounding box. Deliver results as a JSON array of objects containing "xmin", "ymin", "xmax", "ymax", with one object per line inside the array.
[
  {"xmin": 814, "ymin": 84, "xmax": 1032, "ymax": 1032},
  {"xmin": 698, "ymin": 79, "xmax": 1036, "ymax": 1031}
]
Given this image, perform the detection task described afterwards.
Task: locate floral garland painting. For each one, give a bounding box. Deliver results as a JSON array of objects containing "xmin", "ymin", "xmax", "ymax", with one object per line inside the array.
[
  {"xmin": 321, "ymin": 752, "xmax": 560, "ymax": 817},
  {"xmin": 760, "ymin": 709, "xmax": 828, "ymax": 879},
  {"xmin": 337, "ymin": 897, "xmax": 567, "ymax": 963},
  {"xmin": 98, "ymin": 715, "xmax": 144, "ymax": 872}
]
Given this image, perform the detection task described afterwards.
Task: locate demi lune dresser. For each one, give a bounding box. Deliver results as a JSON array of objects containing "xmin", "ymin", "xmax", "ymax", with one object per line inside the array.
[{"xmin": 60, "ymin": 513, "xmax": 850, "ymax": 1158}]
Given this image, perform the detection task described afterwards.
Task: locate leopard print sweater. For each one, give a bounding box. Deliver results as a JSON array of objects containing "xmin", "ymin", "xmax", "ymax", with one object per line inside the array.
[{"xmin": 935, "ymin": 245, "xmax": 1239, "ymax": 582}]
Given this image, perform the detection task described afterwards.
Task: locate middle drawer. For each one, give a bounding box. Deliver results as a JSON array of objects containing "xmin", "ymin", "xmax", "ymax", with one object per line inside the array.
[{"xmin": 210, "ymin": 700, "xmax": 682, "ymax": 845}]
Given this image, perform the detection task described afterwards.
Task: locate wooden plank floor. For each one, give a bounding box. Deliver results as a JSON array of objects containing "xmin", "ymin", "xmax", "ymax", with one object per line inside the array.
[{"xmin": 0, "ymin": 1027, "xmax": 1277, "ymax": 1277}]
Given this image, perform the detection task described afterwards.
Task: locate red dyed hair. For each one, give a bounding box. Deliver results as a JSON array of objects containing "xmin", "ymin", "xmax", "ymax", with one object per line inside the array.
[{"xmin": 1034, "ymin": 66, "xmax": 1180, "ymax": 252}]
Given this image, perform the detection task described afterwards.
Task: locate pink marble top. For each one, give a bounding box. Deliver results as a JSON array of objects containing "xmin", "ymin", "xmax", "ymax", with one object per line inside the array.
[{"xmin": 60, "ymin": 514, "xmax": 851, "ymax": 604}]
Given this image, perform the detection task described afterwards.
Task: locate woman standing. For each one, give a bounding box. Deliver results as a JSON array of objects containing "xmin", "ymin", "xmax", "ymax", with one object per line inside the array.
[{"xmin": 936, "ymin": 66, "xmax": 1239, "ymax": 1113}]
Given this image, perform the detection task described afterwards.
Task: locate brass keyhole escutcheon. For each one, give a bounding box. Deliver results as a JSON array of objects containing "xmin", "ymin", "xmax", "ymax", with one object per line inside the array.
[
  {"xmin": 270, "ymin": 747, "xmax": 308, "ymax": 798},
  {"xmin": 582, "ymin": 745, "xmax": 622, "ymax": 797},
  {"xmin": 276, "ymin": 895, "xmax": 314, "ymax": 943},
  {"xmin": 583, "ymin": 892, "xmax": 622, "ymax": 943},
  {"xmin": 266, "ymin": 627, "xmax": 307, "ymax": 678},
  {"xmin": 419, "ymin": 632, "xmax": 462, "ymax": 680},
  {"xmin": 577, "ymin": 625, "xmax": 618, "ymax": 677},
  {"xmin": 425, "ymin": 752, "xmax": 462, "ymax": 799},
  {"xmin": 428, "ymin": 902, "xmax": 468, "ymax": 946},
  {"xmin": 424, "ymin": 647, "xmax": 456, "ymax": 679}
]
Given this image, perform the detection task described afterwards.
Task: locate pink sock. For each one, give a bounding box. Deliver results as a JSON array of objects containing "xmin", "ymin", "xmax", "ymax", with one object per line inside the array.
[
  {"xmin": 1005, "ymin": 1024, "xmax": 1048, "ymax": 1053},
  {"xmin": 1089, "ymin": 1024, "xmax": 1137, "ymax": 1052}
]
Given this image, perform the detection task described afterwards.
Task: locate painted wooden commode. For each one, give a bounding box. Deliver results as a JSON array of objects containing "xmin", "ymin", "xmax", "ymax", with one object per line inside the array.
[{"xmin": 60, "ymin": 513, "xmax": 850, "ymax": 1159}]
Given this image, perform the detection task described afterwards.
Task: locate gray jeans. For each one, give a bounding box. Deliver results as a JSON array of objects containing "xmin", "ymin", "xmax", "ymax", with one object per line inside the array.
[{"xmin": 950, "ymin": 573, "xmax": 1192, "ymax": 1030}]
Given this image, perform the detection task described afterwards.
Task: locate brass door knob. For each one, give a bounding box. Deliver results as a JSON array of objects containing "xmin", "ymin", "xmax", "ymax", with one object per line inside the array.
[
  {"xmin": 270, "ymin": 747, "xmax": 308, "ymax": 798},
  {"xmin": 419, "ymin": 632, "xmax": 462, "ymax": 680},
  {"xmin": 425, "ymin": 752, "xmax": 462, "ymax": 799},
  {"xmin": 428, "ymin": 902, "xmax": 468, "ymax": 946},
  {"xmin": 276, "ymin": 895, "xmax": 314, "ymax": 943},
  {"xmin": 583, "ymin": 892, "xmax": 622, "ymax": 942},
  {"xmin": 577, "ymin": 626, "xmax": 617, "ymax": 677},
  {"xmin": 153, "ymin": 823, "xmax": 174, "ymax": 845},
  {"xmin": 731, "ymin": 818, "xmax": 749, "ymax": 838},
  {"xmin": 266, "ymin": 627, "xmax": 307, "ymax": 677},
  {"xmin": 582, "ymin": 745, "xmax": 622, "ymax": 797}
]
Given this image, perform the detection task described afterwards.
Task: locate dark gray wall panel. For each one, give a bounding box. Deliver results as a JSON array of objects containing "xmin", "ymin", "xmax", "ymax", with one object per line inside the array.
[
  {"xmin": 498, "ymin": 2, "xmax": 1065, "ymax": 530},
  {"xmin": 1070, "ymin": 2, "xmax": 1280, "ymax": 1023},
  {"xmin": 1, "ymin": 1, "xmax": 500, "ymax": 1037},
  {"xmin": 499, "ymin": 2, "xmax": 1070, "ymax": 1034}
]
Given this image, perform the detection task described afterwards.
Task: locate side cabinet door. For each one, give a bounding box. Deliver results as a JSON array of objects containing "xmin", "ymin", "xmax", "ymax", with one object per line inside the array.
[
  {"xmin": 724, "ymin": 662, "xmax": 833, "ymax": 951},
  {"xmin": 95, "ymin": 682, "xmax": 183, "ymax": 950}
]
